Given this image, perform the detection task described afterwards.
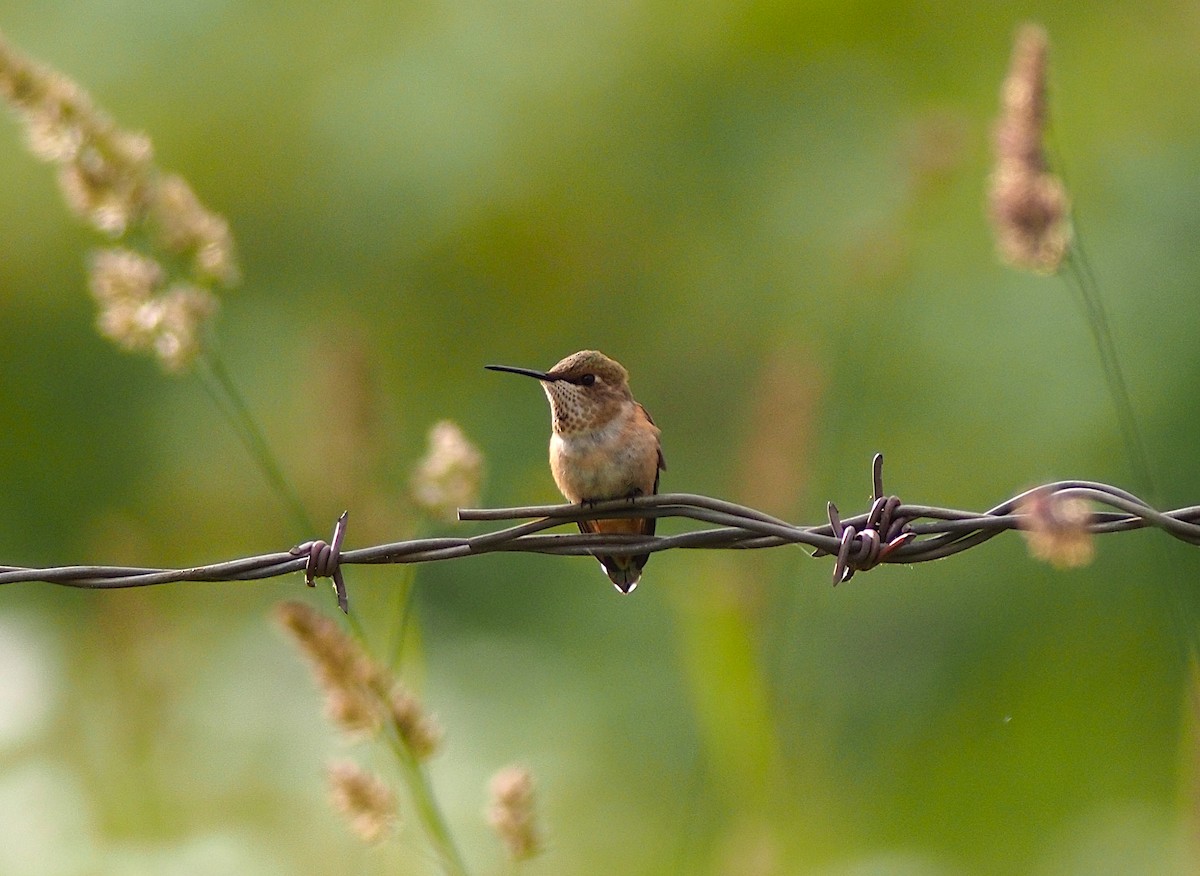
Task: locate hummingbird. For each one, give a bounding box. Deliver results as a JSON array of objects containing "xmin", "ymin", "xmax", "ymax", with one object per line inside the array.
[{"xmin": 486, "ymin": 350, "xmax": 666, "ymax": 593}]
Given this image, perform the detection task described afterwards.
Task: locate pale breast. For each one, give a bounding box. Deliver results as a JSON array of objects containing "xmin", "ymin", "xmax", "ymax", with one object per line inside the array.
[{"xmin": 549, "ymin": 405, "xmax": 660, "ymax": 503}]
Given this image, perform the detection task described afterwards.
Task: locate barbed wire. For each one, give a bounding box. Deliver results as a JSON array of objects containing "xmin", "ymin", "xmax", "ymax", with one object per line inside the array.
[{"xmin": 1, "ymin": 455, "xmax": 1196, "ymax": 611}]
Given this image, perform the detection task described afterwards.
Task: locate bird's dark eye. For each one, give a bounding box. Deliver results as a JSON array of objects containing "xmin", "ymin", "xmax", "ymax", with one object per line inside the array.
[{"xmin": 579, "ymin": 373, "xmax": 596, "ymax": 386}]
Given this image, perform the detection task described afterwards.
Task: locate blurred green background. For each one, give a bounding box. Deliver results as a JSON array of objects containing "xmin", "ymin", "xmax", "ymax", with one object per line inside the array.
[{"xmin": 1, "ymin": 1, "xmax": 1199, "ymax": 873}]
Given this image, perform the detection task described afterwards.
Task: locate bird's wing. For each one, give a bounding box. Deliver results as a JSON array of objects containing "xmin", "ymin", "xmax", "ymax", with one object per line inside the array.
[{"xmin": 636, "ymin": 402, "xmax": 666, "ymax": 474}]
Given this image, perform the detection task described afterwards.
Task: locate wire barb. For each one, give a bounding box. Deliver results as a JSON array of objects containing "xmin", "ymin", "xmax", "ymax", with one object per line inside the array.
[
  {"xmin": 814, "ymin": 454, "xmax": 915, "ymax": 584},
  {"xmin": 291, "ymin": 511, "xmax": 350, "ymax": 613}
]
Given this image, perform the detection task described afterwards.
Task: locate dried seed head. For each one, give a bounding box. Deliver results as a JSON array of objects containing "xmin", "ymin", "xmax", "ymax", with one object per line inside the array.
[
  {"xmin": 1017, "ymin": 488, "xmax": 1095, "ymax": 569},
  {"xmin": 389, "ymin": 687, "xmax": 443, "ymax": 761},
  {"xmin": 0, "ymin": 34, "xmax": 153, "ymax": 236},
  {"xmin": 988, "ymin": 23, "xmax": 1072, "ymax": 274},
  {"xmin": 88, "ymin": 251, "xmax": 218, "ymax": 372},
  {"xmin": 275, "ymin": 600, "xmax": 360, "ymax": 684},
  {"xmin": 0, "ymin": 29, "xmax": 238, "ymax": 371},
  {"xmin": 150, "ymin": 174, "xmax": 240, "ymax": 287},
  {"xmin": 0, "ymin": 36, "xmax": 41, "ymax": 106},
  {"xmin": 90, "ymin": 248, "xmax": 164, "ymax": 352},
  {"xmin": 1, "ymin": 41, "xmax": 100, "ymax": 163},
  {"xmin": 324, "ymin": 687, "xmax": 383, "ymax": 738},
  {"xmin": 21, "ymin": 78, "xmax": 90, "ymax": 163},
  {"xmin": 412, "ymin": 420, "xmax": 484, "ymax": 522},
  {"xmin": 327, "ymin": 760, "xmax": 397, "ymax": 845},
  {"xmin": 989, "ymin": 168, "xmax": 1071, "ymax": 274},
  {"xmin": 996, "ymin": 24, "xmax": 1049, "ymax": 173},
  {"xmin": 89, "ymin": 248, "xmax": 163, "ymax": 307},
  {"xmin": 274, "ymin": 600, "xmax": 386, "ymax": 739},
  {"xmin": 56, "ymin": 137, "xmax": 153, "ymax": 236},
  {"xmin": 149, "ymin": 283, "xmax": 219, "ymax": 372},
  {"xmin": 275, "ymin": 601, "xmax": 440, "ymax": 752},
  {"xmin": 486, "ymin": 765, "xmax": 541, "ymax": 862}
]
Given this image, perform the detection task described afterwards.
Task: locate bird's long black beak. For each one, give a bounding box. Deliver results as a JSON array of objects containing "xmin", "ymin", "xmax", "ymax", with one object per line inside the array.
[{"xmin": 485, "ymin": 364, "xmax": 554, "ymax": 381}]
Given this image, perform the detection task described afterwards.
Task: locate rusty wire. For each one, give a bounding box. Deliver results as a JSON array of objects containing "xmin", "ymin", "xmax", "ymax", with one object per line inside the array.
[{"xmin": 1, "ymin": 455, "xmax": 1197, "ymax": 611}]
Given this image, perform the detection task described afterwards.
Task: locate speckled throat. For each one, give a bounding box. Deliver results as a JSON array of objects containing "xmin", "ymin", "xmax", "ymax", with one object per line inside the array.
[{"xmin": 542, "ymin": 380, "xmax": 627, "ymax": 435}]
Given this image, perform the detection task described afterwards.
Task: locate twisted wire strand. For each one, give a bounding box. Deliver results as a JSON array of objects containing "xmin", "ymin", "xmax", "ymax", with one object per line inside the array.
[{"xmin": 2, "ymin": 455, "xmax": 1198, "ymax": 603}]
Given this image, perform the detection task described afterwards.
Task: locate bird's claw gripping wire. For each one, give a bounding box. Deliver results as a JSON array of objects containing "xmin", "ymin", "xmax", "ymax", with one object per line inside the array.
[
  {"xmin": 816, "ymin": 454, "xmax": 915, "ymax": 584},
  {"xmin": 291, "ymin": 511, "xmax": 350, "ymax": 613}
]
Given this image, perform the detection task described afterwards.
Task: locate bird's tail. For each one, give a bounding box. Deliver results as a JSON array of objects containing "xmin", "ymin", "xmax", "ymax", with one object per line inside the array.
[
  {"xmin": 578, "ymin": 517, "xmax": 654, "ymax": 593},
  {"xmin": 597, "ymin": 553, "xmax": 648, "ymax": 593}
]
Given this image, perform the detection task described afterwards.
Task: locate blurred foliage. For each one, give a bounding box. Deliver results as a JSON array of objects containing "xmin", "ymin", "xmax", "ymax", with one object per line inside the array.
[{"xmin": 1, "ymin": 1, "xmax": 1199, "ymax": 873}]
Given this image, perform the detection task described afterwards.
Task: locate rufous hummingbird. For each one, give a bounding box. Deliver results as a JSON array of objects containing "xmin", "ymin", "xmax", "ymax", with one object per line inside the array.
[{"xmin": 486, "ymin": 350, "xmax": 666, "ymax": 593}]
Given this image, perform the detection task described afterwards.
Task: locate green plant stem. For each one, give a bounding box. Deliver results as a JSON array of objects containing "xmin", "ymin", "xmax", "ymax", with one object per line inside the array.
[
  {"xmin": 200, "ymin": 349, "xmax": 373, "ymax": 618},
  {"xmin": 1062, "ymin": 242, "xmax": 1157, "ymax": 503},
  {"xmin": 197, "ymin": 348, "xmax": 316, "ymax": 535},
  {"xmin": 1047, "ymin": 126, "xmax": 1157, "ymax": 502},
  {"xmin": 387, "ymin": 564, "xmax": 419, "ymax": 671},
  {"xmin": 385, "ymin": 730, "xmax": 469, "ymax": 876}
]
